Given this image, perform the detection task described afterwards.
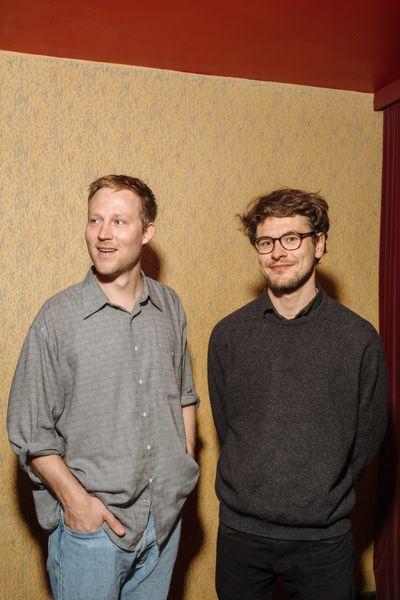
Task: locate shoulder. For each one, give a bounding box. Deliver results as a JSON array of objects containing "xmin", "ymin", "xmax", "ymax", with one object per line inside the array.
[
  {"xmin": 210, "ymin": 296, "xmax": 262, "ymax": 343},
  {"xmin": 145, "ymin": 277, "xmax": 186, "ymax": 325},
  {"xmin": 146, "ymin": 277, "xmax": 182, "ymax": 306},
  {"xmin": 147, "ymin": 277, "xmax": 180, "ymax": 301},
  {"xmin": 39, "ymin": 280, "xmax": 84, "ymax": 314},
  {"xmin": 33, "ymin": 280, "xmax": 85, "ymax": 333},
  {"xmin": 322, "ymin": 294, "xmax": 380, "ymax": 343}
]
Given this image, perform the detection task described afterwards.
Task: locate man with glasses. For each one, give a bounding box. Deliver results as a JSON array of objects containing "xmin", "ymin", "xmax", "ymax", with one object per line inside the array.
[{"xmin": 208, "ymin": 188, "xmax": 388, "ymax": 599}]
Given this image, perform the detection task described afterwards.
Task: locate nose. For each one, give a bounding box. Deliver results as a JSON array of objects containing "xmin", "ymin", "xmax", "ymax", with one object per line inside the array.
[
  {"xmin": 98, "ymin": 221, "xmax": 113, "ymax": 240},
  {"xmin": 270, "ymin": 239, "xmax": 287, "ymax": 260}
]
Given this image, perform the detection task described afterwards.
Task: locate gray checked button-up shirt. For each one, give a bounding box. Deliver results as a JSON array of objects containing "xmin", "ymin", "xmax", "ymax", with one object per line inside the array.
[{"xmin": 7, "ymin": 268, "xmax": 199, "ymax": 550}]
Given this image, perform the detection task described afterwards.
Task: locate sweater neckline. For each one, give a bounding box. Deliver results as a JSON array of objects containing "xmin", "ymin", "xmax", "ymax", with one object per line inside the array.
[{"xmin": 259, "ymin": 289, "xmax": 329, "ymax": 326}]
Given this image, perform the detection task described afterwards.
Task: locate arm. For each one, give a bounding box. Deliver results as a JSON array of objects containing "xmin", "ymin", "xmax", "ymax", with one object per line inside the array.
[
  {"xmin": 208, "ymin": 326, "xmax": 229, "ymax": 446},
  {"xmin": 182, "ymin": 404, "xmax": 196, "ymax": 458},
  {"xmin": 177, "ymin": 298, "xmax": 199, "ymax": 456},
  {"xmin": 7, "ymin": 317, "xmax": 66, "ymax": 484},
  {"xmin": 30, "ymin": 455, "xmax": 124, "ymax": 534},
  {"xmin": 7, "ymin": 316, "xmax": 124, "ymax": 535},
  {"xmin": 351, "ymin": 335, "xmax": 389, "ymax": 480}
]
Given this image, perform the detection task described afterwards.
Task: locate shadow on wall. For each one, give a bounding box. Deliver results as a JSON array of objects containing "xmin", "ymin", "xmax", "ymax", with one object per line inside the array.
[
  {"xmin": 16, "ymin": 464, "xmax": 52, "ymax": 597},
  {"xmin": 168, "ymin": 440, "xmax": 204, "ymax": 599},
  {"xmin": 141, "ymin": 244, "xmax": 163, "ymax": 281}
]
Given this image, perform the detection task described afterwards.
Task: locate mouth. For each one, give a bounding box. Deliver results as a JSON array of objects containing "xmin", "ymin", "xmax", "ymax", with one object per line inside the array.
[
  {"xmin": 96, "ymin": 247, "xmax": 117, "ymax": 254},
  {"xmin": 270, "ymin": 263, "xmax": 293, "ymax": 271}
]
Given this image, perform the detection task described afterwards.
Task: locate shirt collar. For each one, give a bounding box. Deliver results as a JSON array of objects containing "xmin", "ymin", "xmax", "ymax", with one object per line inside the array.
[
  {"xmin": 142, "ymin": 275, "xmax": 163, "ymax": 311},
  {"xmin": 262, "ymin": 285, "xmax": 322, "ymax": 320},
  {"xmin": 82, "ymin": 267, "xmax": 163, "ymax": 319}
]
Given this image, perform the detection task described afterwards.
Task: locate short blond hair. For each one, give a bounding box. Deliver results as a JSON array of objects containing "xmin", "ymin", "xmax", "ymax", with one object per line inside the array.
[{"xmin": 88, "ymin": 175, "xmax": 157, "ymax": 227}]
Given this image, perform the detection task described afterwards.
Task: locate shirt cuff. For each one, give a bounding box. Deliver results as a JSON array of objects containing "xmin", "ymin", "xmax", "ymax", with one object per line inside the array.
[
  {"xmin": 180, "ymin": 393, "xmax": 200, "ymax": 407},
  {"xmin": 16, "ymin": 439, "xmax": 66, "ymax": 485}
]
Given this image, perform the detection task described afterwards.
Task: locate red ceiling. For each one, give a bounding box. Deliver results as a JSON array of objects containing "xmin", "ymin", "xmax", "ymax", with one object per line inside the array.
[{"xmin": 1, "ymin": 0, "xmax": 399, "ymax": 94}]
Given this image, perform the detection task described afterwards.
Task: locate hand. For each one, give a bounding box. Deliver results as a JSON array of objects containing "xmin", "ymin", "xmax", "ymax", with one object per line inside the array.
[{"xmin": 63, "ymin": 493, "xmax": 125, "ymax": 536}]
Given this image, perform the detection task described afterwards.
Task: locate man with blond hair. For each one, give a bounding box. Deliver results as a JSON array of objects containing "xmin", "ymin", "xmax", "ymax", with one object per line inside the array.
[
  {"xmin": 8, "ymin": 175, "xmax": 199, "ymax": 600},
  {"xmin": 208, "ymin": 188, "xmax": 388, "ymax": 599}
]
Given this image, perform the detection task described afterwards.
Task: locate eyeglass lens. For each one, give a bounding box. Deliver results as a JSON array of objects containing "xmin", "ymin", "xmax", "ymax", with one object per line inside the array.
[{"xmin": 256, "ymin": 233, "xmax": 303, "ymax": 253}]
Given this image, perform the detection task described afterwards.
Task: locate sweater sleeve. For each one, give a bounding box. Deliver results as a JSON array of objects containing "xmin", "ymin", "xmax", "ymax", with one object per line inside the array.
[
  {"xmin": 7, "ymin": 316, "xmax": 66, "ymax": 484},
  {"xmin": 351, "ymin": 334, "xmax": 389, "ymax": 481},
  {"xmin": 208, "ymin": 325, "xmax": 229, "ymax": 446}
]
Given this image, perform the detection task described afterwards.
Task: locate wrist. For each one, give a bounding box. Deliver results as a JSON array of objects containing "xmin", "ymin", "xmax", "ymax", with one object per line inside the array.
[{"xmin": 59, "ymin": 481, "xmax": 88, "ymax": 511}]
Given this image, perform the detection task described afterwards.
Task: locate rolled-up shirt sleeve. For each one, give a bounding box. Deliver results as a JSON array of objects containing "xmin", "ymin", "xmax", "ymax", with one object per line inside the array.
[
  {"xmin": 177, "ymin": 299, "xmax": 199, "ymax": 408},
  {"xmin": 7, "ymin": 314, "xmax": 66, "ymax": 484}
]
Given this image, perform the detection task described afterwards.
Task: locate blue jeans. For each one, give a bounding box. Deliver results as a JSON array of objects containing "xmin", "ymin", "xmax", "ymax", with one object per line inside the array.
[{"xmin": 47, "ymin": 512, "xmax": 181, "ymax": 600}]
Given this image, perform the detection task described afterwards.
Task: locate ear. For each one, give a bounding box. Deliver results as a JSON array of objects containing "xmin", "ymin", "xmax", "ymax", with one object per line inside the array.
[
  {"xmin": 142, "ymin": 223, "xmax": 155, "ymax": 246},
  {"xmin": 315, "ymin": 233, "xmax": 325, "ymax": 260}
]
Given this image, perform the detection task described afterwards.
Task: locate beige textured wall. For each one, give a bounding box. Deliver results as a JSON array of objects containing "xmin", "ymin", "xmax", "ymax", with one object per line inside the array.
[{"xmin": 1, "ymin": 49, "xmax": 382, "ymax": 598}]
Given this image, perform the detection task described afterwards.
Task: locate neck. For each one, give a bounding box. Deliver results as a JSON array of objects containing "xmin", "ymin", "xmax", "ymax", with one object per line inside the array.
[
  {"xmin": 95, "ymin": 264, "xmax": 143, "ymax": 312},
  {"xmin": 268, "ymin": 275, "xmax": 318, "ymax": 319}
]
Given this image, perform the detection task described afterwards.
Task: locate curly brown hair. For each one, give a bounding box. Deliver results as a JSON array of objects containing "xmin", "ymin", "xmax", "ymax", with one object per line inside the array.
[
  {"xmin": 88, "ymin": 175, "xmax": 157, "ymax": 227},
  {"xmin": 239, "ymin": 188, "xmax": 329, "ymax": 257}
]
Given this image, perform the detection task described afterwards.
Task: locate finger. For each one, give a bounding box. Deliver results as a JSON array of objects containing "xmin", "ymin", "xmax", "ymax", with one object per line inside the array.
[{"xmin": 104, "ymin": 509, "xmax": 125, "ymax": 536}]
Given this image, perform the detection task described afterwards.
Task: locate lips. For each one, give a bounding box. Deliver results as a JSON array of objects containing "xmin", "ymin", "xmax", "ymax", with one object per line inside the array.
[
  {"xmin": 270, "ymin": 263, "xmax": 293, "ymax": 270},
  {"xmin": 97, "ymin": 247, "xmax": 117, "ymax": 253}
]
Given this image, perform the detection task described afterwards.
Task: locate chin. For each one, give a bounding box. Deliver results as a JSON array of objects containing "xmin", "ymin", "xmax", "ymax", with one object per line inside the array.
[
  {"xmin": 265, "ymin": 266, "xmax": 314, "ymax": 294},
  {"xmin": 92, "ymin": 262, "xmax": 118, "ymax": 277},
  {"xmin": 265, "ymin": 273, "xmax": 293, "ymax": 291},
  {"xmin": 269, "ymin": 281, "xmax": 298, "ymax": 294}
]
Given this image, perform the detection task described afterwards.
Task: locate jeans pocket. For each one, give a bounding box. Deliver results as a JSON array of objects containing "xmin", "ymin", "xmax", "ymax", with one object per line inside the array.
[
  {"xmin": 61, "ymin": 510, "xmax": 106, "ymax": 538},
  {"xmin": 63, "ymin": 523, "xmax": 106, "ymax": 538}
]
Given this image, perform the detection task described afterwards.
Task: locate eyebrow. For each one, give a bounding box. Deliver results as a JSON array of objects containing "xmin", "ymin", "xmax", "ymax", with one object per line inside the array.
[
  {"xmin": 89, "ymin": 212, "xmax": 130, "ymax": 218},
  {"xmin": 256, "ymin": 230, "xmax": 308, "ymax": 238}
]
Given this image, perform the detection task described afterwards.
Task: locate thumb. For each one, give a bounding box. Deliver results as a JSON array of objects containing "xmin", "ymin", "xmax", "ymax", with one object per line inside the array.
[{"xmin": 103, "ymin": 508, "xmax": 125, "ymax": 536}]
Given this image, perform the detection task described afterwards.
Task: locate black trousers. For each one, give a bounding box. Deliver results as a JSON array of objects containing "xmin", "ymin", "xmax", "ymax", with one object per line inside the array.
[{"xmin": 216, "ymin": 523, "xmax": 355, "ymax": 600}]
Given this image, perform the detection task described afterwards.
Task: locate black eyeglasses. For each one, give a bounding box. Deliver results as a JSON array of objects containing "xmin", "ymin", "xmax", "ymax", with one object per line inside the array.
[{"xmin": 255, "ymin": 231, "xmax": 315, "ymax": 254}]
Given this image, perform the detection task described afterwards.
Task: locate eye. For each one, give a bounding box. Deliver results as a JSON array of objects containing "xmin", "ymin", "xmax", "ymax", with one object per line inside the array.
[
  {"xmin": 89, "ymin": 217, "xmax": 100, "ymax": 224},
  {"xmin": 257, "ymin": 238, "xmax": 273, "ymax": 251},
  {"xmin": 115, "ymin": 219, "xmax": 125, "ymax": 225},
  {"xmin": 283, "ymin": 234, "xmax": 300, "ymax": 244}
]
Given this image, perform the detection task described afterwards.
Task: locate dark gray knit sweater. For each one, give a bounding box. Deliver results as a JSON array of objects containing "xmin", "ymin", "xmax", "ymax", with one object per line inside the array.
[{"xmin": 208, "ymin": 289, "xmax": 388, "ymax": 540}]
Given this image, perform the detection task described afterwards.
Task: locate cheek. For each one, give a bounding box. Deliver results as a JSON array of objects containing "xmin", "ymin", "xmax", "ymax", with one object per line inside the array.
[
  {"xmin": 121, "ymin": 231, "xmax": 143, "ymax": 249},
  {"xmin": 304, "ymin": 249, "xmax": 317, "ymax": 265},
  {"xmin": 84, "ymin": 228, "xmax": 92, "ymax": 245},
  {"xmin": 258, "ymin": 256, "xmax": 269, "ymax": 271}
]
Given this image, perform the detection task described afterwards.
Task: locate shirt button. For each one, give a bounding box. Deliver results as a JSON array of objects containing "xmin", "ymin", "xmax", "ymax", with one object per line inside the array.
[
  {"xmin": 149, "ymin": 478, "xmax": 153, "ymax": 483},
  {"xmin": 139, "ymin": 379, "xmax": 143, "ymax": 385},
  {"xmin": 142, "ymin": 412, "xmax": 147, "ymax": 417},
  {"xmin": 146, "ymin": 445, "xmax": 151, "ymax": 451},
  {"xmin": 134, "ymin": 346, "xmax": 138, "ymax": 351}
]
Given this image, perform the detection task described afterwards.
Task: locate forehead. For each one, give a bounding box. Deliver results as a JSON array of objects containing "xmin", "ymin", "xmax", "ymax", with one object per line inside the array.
[
  {"xmin": 256, "ymin": 214, "xmax": 311, "ymax": 237},
  {"xmin": 88, "ymin": 187, "xmax": 141, "ymax": 216}
]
